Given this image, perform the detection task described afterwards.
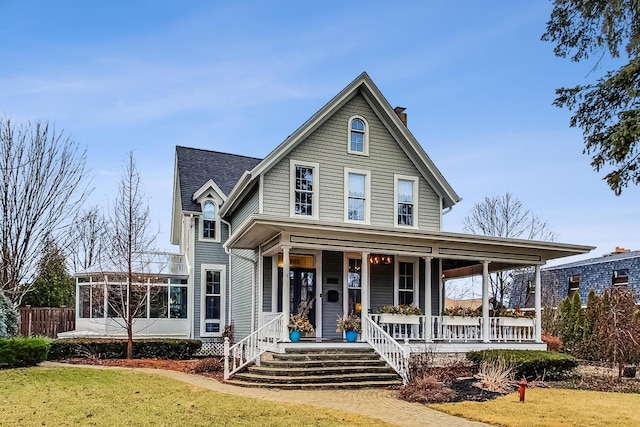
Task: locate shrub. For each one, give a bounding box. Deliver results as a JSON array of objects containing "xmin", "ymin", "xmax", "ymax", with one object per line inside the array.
[
  {"xmin": 467, "ymin": 350, "xmax": 577, "ymax": 380},
  {"xmin": 0, "ymin": 337, "xmax": 50, "ymax": 368},
  {"xmin": 193, "ymin": 357, "xmax": 222, "ymax": 373},
  {"xmin": 0, "ymin": 291, "xmax": 18, "ymax": 338},
  {"xmin": 542, "ymin": 334, "xmax": 563, "ymax": 352},
  {"xmin": 474, "ymin": 358, "xmax": 515, "ymax": 393},
  {"xmin": 48, "ymin": 338, "xmax": 202, "ymax": 360},
  {"xmin": 397, "ymin": 375, "xmax": 456, "ymax": 403}
]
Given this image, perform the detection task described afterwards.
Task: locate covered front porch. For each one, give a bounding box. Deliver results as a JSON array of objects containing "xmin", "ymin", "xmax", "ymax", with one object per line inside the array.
[
  {"xmin": 223, "ymin": 216, "xmax": 591, "ymax": 380},
  {"xmin": 231, "ymin": 216, "xmax": 592, "ymax": 347}
]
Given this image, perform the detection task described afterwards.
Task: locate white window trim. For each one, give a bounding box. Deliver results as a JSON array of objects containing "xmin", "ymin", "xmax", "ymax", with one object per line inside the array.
[
  {"xmin": 344, "ymin": 168, "xmax": 371, "ymax": 224},
  {"xmin": 198, "ymin": 199, "xmax": 221, "ymax": 243},
  {"xmin": 394, "ymin": 174, "xmax": 419, "ymax": 229},
  {"xmin": 347, "ymin": 115, "xmax": 369, "ymax": 156},
  {"xmin": 343, "ymin": 252, "xmax": 363, "ymax": 317},
  {"xmin": 200, "ymin": 263, "xmax": 226, "ymax": 337},
  {"xmin": 394, "ymin": 257, "xmax": 419, "ymax": 307},
  {"xmin": 290, "ymin": 159, "xmax": 320, "ymax": 220}
]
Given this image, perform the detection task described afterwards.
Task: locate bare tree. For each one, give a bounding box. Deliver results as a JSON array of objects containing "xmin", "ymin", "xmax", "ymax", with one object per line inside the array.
[
  {"xmin": 102, "ymin": 152, "xmax": 158, "ymax": 359},
  {"xmin": 463, "ymin": 193, "xmax": 556, "ymax": 307},
  {"xmin": 0, "ymin": 118, "xmax": 88, "ymax": 305},
  {"xmin": 67, "ymin": 206, "xmax": 105, "ymax": 274}
]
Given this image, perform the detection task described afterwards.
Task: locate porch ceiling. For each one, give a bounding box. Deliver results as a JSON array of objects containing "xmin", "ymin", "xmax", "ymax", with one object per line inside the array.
[{"xmin": 227, "ymin": 215, "xmax": 594, "ymax": 277}]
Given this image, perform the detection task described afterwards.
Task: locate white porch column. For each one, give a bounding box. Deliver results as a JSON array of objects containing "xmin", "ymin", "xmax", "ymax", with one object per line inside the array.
[
  {"xmin": 423, "ymin": 256, "xmax": 433, "ymax": 342},
  {"xmin": 281, "ymin": 246, "xmax": 291, "ymax": 341},
  {"xmin": 482, "ymin": 260, "xmax": 490, "ymax": 343},
  {"xmin": 535, "ymin": 265, "xmax": 542, "ymax": 343},
  {"xmin": 361, "ymin": 251, "xmax": 370, "ymax": 340}
]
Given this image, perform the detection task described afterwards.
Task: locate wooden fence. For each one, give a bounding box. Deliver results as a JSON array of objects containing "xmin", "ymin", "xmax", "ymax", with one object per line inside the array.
[{"xmin": 18, "ymin": 306, "xmax": 75, "ymax": 338}]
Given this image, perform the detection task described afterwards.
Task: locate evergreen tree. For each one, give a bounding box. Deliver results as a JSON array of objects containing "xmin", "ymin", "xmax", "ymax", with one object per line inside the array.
[
  {"xmin": 0, "ymin": 290, "xmax": 19, "ymax": 337},
  {"xmin": 22, "ymin": 239, "xmax": 74, "ymax": 307}
]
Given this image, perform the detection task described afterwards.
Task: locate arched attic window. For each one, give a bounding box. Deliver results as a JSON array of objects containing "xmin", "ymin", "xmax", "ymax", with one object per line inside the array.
[{"xmin": 348, "ymin": 116, "xmax": 369, "ymax": 155}]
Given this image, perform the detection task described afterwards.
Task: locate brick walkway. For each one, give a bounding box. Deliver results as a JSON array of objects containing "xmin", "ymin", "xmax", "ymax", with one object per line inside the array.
[{"xmin": 43, "ymin": 362, "xmax": 490, "ymax": 427}]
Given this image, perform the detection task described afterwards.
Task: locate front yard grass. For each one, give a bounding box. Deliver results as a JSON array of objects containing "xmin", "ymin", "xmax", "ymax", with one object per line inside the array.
[
  {"xmin": 0, "ymin": 367, "xmax": 393, "ymax": 427},
  {"xmin": 430, "ymin": 388, "xmax": 640, "ymax": 427}
]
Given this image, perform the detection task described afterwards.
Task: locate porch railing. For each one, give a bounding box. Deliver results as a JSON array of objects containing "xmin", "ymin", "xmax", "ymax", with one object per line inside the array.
[
  {"xmin": 371, "ymin": 315, "xmax": 536, "ymax": 343},
  {"xmin": 362, "ymin": 315, "xmax": 409, "ymax": 384},
  {"xmin": 224, "ymin": 313, "xmax": 284, "ymax": 380}
]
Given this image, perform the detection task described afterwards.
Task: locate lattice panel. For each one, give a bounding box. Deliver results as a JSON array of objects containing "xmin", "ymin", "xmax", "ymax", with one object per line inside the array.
[{"xmin": 196, "ymin": 341, "xmax": 224, "ymax": 356}]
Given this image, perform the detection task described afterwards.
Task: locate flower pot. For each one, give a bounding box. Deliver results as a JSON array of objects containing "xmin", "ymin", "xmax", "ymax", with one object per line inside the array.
[
  {"xmin": 345, "ymin": 330, "xmax": 358, "ymax": 342},
  {"xmin": 289, "ymin": 330, "xmax": 301, "ymax": 342},
  {"xmin": 379, "ymin": 314, "xmax": 421, "ymax": 325},
  {"xmin": 498, "ymin": 317, "xmax": 535, "ymax": 327}
]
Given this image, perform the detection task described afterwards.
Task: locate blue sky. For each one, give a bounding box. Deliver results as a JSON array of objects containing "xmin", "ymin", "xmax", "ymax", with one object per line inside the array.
[{"xmin": 1, "ymin": 1, "xmax": 638, "ymax": 264}]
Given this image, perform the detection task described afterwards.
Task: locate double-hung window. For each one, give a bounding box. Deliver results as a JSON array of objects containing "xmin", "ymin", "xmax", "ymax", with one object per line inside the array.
[
  {"xmin": 394, "ymin": 175, "xmax": 418, "ymax": 227},
  {"xmin": 202, "ymin": 200, "xmax": 217, "ymax": 239},
  {"xmin": 290, "ymin": 160, "xmax": 319, "ymax": 219},
  {"xmin": 201, "ymin": 264, "xmax": 225, "ymax": 336},
  {"xmin": 397, "ymin": 261, "xmax": 418, "ymax": 305},
  {"xmin": 347, "ymin": 116, "xmax": 369, "ymax": 156},
  {"xmin": 344, "ymin": 168, "xmax": 371, "ymax": 224}
]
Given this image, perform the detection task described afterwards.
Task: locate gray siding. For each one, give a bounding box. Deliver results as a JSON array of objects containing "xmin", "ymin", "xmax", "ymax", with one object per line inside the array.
[
  {"xmin": 262, "ymin": 256, "xmax": 272, "ymax": 311},
  {"xmin": 321, "ymin": 251, "xmax": 343, "ymax": 339},
  {"xmin": 230, "ymin": 249, "xmax": 257, "ymax": 340},
  {"xmin": 193, "ymin": 219, "xmax": 230, "ymax": 339},
  {"xmin": 263, "ymin": 93, "xmax": 441, "ymax": 230},
  {"xmin": 230, "ymin": 184, "xmax": 259, "ymax": 233},
  {"xmin": 369, "ymin": 261, "xmax": 395, "ymax": 312}
]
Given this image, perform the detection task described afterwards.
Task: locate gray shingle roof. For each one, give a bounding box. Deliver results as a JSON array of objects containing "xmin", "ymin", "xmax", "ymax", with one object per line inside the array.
[
  {"xmin": 543, "ymin": 250, "xmax": 640, "ymax": 271},
  {"xmin": 176, "ymin": 146, "xmax": 262, "ymax": 212}
]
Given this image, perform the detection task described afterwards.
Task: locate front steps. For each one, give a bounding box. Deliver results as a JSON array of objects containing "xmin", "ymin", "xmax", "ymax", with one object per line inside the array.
[{"xmin": 225, "ymin": 346, "xmax": 402, "ymax": 389}]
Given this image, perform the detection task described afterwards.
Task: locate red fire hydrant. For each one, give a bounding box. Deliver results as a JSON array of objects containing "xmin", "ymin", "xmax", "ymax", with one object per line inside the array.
[{"xmin": 519, "ymin": 378, "xmax": 527, "ymax": 402}]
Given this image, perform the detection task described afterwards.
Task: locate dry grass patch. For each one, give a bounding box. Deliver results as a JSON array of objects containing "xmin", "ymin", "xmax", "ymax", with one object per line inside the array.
[
  {"xmin": 0, "ymin": 367, "xmax": 394, "ymax": 427},
  {"xmin": 431, "ymin": 388, "xmax": 640, "ymax": 427}
]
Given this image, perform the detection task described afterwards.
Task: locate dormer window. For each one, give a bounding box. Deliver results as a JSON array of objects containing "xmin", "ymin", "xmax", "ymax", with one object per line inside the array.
[
  {"xmin": 348, "ymin": 116, "xmax": 369, "ymax": 156},
  {"xmin": 201, "ymin": 200, "xmax": 219, "ymax": 241}
]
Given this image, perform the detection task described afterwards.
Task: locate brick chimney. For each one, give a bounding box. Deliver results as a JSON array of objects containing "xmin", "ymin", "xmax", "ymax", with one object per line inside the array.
[
  {"xmin": 394, "ymin": 106, "xmax": 407, "ymax": 126},
  {"xmin": 614, "ymin": 247, "xmax": 631, "ymax": 253}
]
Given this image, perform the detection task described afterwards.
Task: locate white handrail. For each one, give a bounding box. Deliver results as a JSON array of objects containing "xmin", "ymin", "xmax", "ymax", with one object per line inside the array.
[
  {"xmin": 224, "ymin": 313, "xmax": 284, "ymax": 379},
  {"xmin": 362, "ymin": 315, "xmax": 409, "ymax": 384}
]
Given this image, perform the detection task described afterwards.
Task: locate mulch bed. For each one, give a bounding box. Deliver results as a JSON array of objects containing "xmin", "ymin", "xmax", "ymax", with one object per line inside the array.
[{"xmin": 448, "ymin": 378, "xmax": 505, "ymax": 402}]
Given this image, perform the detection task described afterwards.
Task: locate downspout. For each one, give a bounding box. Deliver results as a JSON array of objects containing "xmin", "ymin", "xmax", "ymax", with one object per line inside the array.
[
  {"xmin": 188, "ymin": 214, "xmax": 195, "ymax": 339},
  {"xmin": 220, "ymin": 218, "xmax": 258, "ymax": 335},
  {"xmin": 442, "ymin": 206, "xmax": 452, "ymax": 215}
]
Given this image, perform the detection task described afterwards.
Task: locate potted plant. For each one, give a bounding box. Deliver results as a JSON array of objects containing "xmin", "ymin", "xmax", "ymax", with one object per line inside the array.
[
  {"xmin": 377, "ymin": 304, "xmax": 423, "ymax": 325},
  {"xmin": 336, "ymin": 313, "xmax": 361, "ymax": 342},
  {"xmin": 288, "ymin": 314, "xmax": 314, "ymax": 342}
]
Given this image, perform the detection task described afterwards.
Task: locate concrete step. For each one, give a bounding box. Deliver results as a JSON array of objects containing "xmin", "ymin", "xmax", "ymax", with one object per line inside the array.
[
  {"xmin": 233, "ymin": 371, "xmax": 401, "ymax": 384},
  {"xmin": 224, "ymin": 379, "xmax": 402, "ymax": 390},
  {"xmin": 247, "ymin": 364, "xmax": 394, "ymax": 376},
  {"xmin": 260, "ymin": 358, "xmax": 387, "ymax": 369},
  {"xmin": 270, "ymin": 352, "xmax": 381, "ymax": 362}
]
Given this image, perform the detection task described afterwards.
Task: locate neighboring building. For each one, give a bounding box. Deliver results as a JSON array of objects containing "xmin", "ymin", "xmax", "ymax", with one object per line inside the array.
[
  {"xmin": 543, "ymin": 247, "xmax": 639, "ymax": 306},
  {"xmin": 69, "ymin": 73, "xmax": 594, "ymax": 363}
]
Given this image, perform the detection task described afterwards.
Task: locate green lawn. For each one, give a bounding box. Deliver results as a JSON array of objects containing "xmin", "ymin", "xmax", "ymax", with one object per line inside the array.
[
  {"xmin": 431, "ymin": 388, "xmax": 640, "ymax": 427},
  {"xmin": 0, "ymin": 367, "xmax": 394, "ymax": 427}
]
